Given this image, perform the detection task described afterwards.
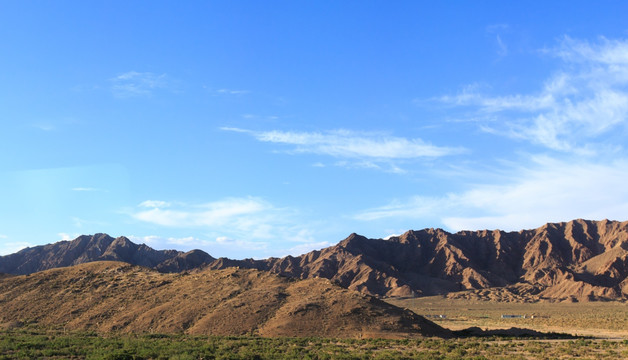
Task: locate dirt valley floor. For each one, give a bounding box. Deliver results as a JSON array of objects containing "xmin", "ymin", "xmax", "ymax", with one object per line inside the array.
[{"xmin": 387, "ymin": 295, "xmax": 628, "ymax": 339}]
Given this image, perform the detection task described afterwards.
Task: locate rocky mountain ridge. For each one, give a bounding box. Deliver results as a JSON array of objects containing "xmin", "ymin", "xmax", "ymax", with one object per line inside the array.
[
  {"xmin": 2, "ymin": 219, "xmax": 627, "ymax": 302},
  {"xmin": 0, "ymin": 233, "xmax": 215, "ymax": 275},
  {"xmin": 224, "ymin": 219, "xmax": 628, "ymax": 302}
]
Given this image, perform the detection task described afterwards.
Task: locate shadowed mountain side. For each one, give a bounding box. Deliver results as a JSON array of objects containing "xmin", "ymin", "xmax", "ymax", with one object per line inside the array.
[
  {"xmin": 208, "ymin": 219, "xmax": 628, "ymax": 302},
  {"xmin": 0, "ymin": 234, "xmax": 215, "ymax": 275},
  {"xmin": 0, "ymin": 261, "xmax": 449, "ymax": 339}
]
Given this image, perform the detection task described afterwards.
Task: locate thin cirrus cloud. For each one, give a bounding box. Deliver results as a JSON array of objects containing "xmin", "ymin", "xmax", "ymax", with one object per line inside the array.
[
  {"xmin": 438, "ymin": 36, "xmax": 628, "ymax": 153},
  {"xmin": 128, "ymin": 234, "xmax": 318, "ymax": 255},
  {"xmin": 127, "ymin": 235, "xmax": 215, "ymax": 248},
  {"xmin": 132, "ymin": 197, "xmax": 270, "ymax": 229},
  {"xmin": 110, "ymin": 71, "xmax": 168, "ymax": 98},
  {"xmin": 215, "ymin": 236, "xmax": 268, "ymax": 251},
  {"xmin": 222, "ymin": 127, "xmax": 465, "ymax": 161},
  {"xmin": 129, "ymin": 197, "xmax": 329, "ymax": 256},
  {"xmin": 354, "ymin": 156, "xmax": 628, "ymax": 232},
  {"xmin": 485, "ymin": 24, "xmax": 509, "ymax": 58},
  {"xmin": 126, "ymin": 234, "xmax": 330, "ymax": 258},
  {"xmin": 58, "ymin": 233, "xmax": 80, "ymax": 241},
  {"xmin": 283, "ymin": 241, "xmax": 333, "ymax": 258},
  {"xmin": 130, "ymin": 197, "xmax": 324, "ymax": 257},
  {"xmin": 31, "ymin": 123, "xmax": 55, "ymax": 132},
  {"xmin": 131, "ymin": 197, "xmax": 310, "ymax": 244},
  {"xmin": 138, "ymin": 200, "xmax": 171, "ymax": 208},
  {"xmin": 216, "ymin": 88, "xmax": 250, "ymax": 95},
  {"xmin": 0, "ymin": 240, "xmax": 33, "ymax": 256},
  {"xmin": 71, "ymin": 187, "xmax": 103, "ymax": 192}
]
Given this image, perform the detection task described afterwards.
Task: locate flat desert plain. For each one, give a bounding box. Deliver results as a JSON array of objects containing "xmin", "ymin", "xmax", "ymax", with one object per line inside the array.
[{"xmin": 387, "ymin": 296, "xmax": 628, "ymax": 339}]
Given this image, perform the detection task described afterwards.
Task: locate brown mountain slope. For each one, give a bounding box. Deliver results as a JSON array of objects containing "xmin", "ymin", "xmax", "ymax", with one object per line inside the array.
[
  {"xmin": 0, "ymin": 234, "xmax": 215, "ymax": 275},
  {"xmin": 211, "ymin": 219, "xmax": 628, "ymax": 302},
  {"xmin": 0, "ymin": 261, "xmax": 448, "ymax": 338}
]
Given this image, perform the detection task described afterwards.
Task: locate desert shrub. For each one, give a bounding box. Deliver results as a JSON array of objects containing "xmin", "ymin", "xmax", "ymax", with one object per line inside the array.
[{"xmin": 1, "ymin": 327, "xmax": 627, "ymax": 360}]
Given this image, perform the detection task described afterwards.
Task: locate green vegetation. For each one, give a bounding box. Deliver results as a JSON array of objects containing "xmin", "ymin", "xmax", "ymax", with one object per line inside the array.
[{"xmin": 1, "ymin": 327, "xmax": 628, "ymax": 360}]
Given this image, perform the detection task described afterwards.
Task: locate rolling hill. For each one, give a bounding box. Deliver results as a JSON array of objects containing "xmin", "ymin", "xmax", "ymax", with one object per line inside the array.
[{"xmin": 0, "ymin": 261, "xmax": 448, "ymax": 338}]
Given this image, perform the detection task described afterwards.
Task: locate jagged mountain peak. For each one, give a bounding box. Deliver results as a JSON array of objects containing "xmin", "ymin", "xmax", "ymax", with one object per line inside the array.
[
  {"xmin": 0, "ymin": 233, "xmax": 213, "ymax": 275},
  {"xmin": 208, "ymin": 219, "xmax": 628, "ymax": 302},
  {"xmin": 338, "ymin": 233, "xmax": 370, "ymax": 249}
]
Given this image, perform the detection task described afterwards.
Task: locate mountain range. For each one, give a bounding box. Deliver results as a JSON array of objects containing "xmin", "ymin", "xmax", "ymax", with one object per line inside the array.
[
  {"xmin": 0, "ymin": 233, "xmax": 215, "ymax": 275},
  {"xmin": 2, "ymin": 219, "xmax": 627, "ymax": 302}
]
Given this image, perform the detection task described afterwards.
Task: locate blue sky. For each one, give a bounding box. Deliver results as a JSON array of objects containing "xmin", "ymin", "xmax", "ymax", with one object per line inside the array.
[{"xmin": 1, "ymin": 1, "xmax": 628, "ymax": 258}]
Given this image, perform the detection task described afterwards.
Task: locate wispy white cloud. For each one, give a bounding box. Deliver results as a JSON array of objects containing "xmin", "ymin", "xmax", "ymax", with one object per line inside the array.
[
  {"xmin": 216, "ymin": 88, "xmax": 249, "ymax": 95},
  {"xmin": 332, "ymin": 160, "xmax": 408, "ymax": 174},
  {"xmin": 129, "ymin": 197, "xmax": 323, "ymax": 258},
  {"xmin": 58, "ymin": 232, "xmax": 81, "ymax": 241},
  {"xmin": 355, "ymin": 157, "xmax": 628, "ymax": 232},
  {"xmin": 127, "ymin": 235, "xmax": 211, "ymax": 248},
  {"xmin": 110, "ymin": 71, "xmax": 167, "ymax": 97},
  {"xmin": 71, "ymin": 187, "xmax": 101, "ymax": 192},
  {"xmin": 282, "ymin": 241, "xmax": 333, "ymax": 257},
  {"xmin": 438, "ymin": 36, "xmax": 628, "ymax": 153},
  {"xmin": 127, "ymin": 235, "xmax": 163, "ymax": 245},
  {"xmin": 241, "ymin": 114, "xmax": 279, "ymax": 120},
  {"xmin": 138, "ymin": 200, "xmax": 171, "ymax": 208},
  {"xmin": 32, "ymin": 123, "xmax": 55, "ymax": 131},
  {"xmin": 354, "ymin": 195, "xmax": 445, "ymax": 223},
  {"xmin": 486, "ymin": 23, "xmax": 509, "ymax": 32},
  {"xmin": 552, "ymin": 36, "xmax": 628, "ymax": 67},
  {"xmin": 215, "ymin": 236, "xmax": 268, "ymax": 251},
  {"xmin": 0, "ymin": 240, "xmax": 33, "ymax": 256},
  {"xmin": 128, "ymin": 234, "xmax": 269, "ymax": 255},
  {"xmin": 31, "ymin": 118, "xmax": 80, "ymax": 132},
  {"xmin": 132, "ymin": 197, "xmax": 309, "ymax": 241},
  {"xmin": 69, "ymin": 217, "xmax": 108, "ymax": 229},
  {"xmin": 222, "ymin": 127, "xmax": 465, "ymax": 164},
  {"xmin": 133, "ymin": 197, "xmax": 270, "ymax": 229},
  {"xmin": 486, "ymin": 24, "xmax": 509, "ymax": 58},
  {"xmin": 127, "ymin": 234, "xmax": 334, "ymax": 259},
  {"xmin": 495, "ymin": 35, "xmax": 508, "ymax": 57}
]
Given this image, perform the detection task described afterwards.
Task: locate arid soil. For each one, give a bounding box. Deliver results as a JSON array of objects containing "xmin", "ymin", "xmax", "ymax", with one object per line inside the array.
[{"xmin": 0, "ymin": 261, "xmax": 449, "ymax": 338}]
